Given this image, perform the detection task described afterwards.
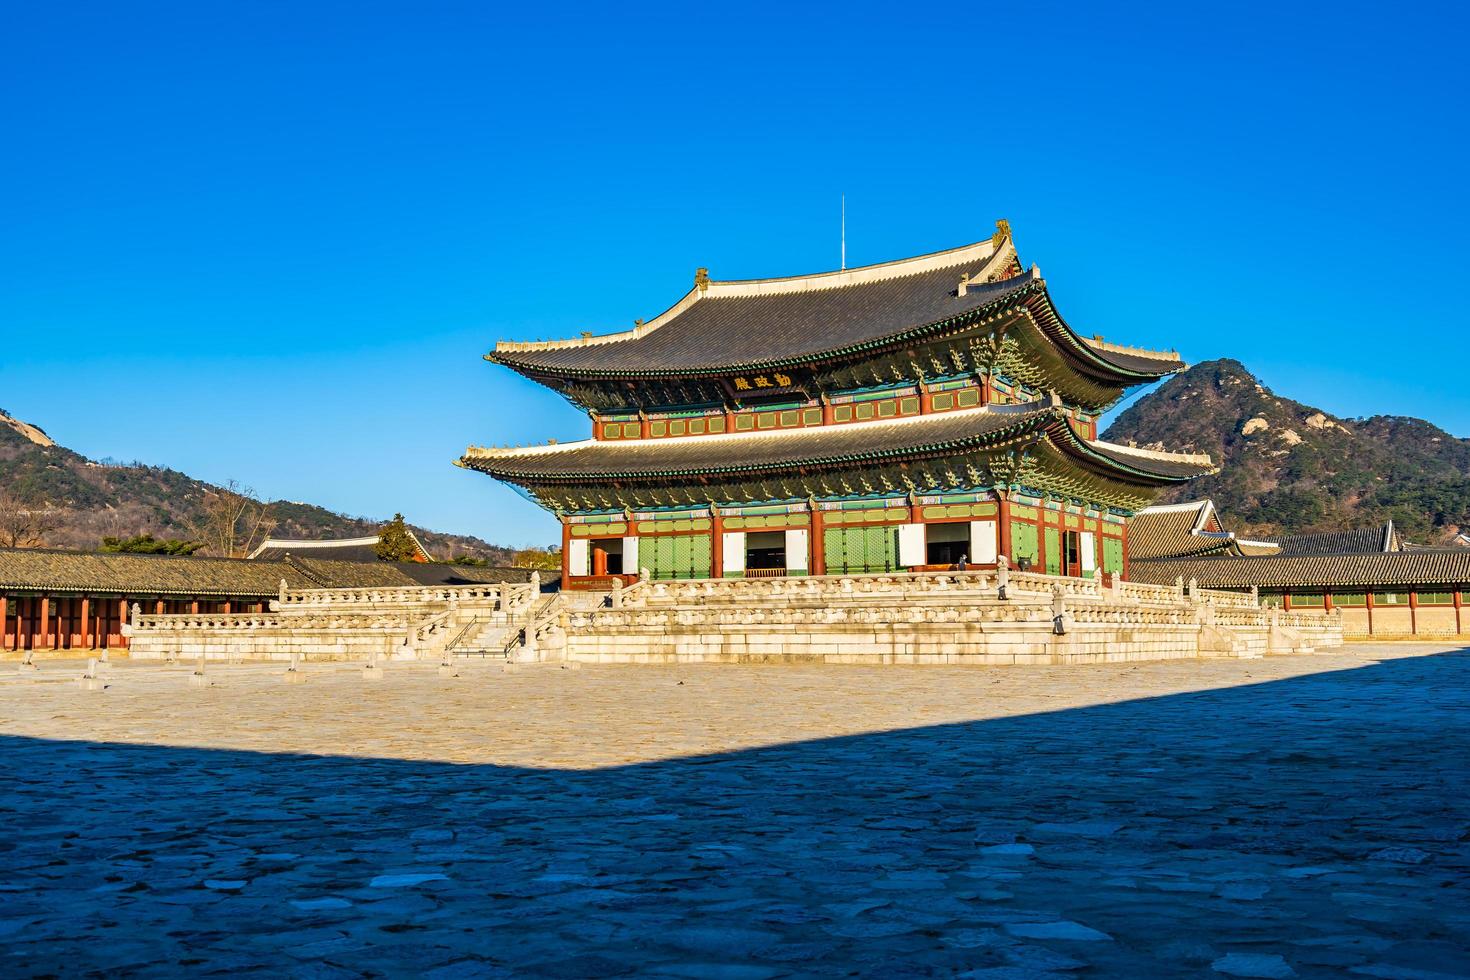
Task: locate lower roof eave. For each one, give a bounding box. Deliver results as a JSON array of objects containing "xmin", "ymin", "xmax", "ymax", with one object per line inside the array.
[{"xmin": 460, "ymin": 406, "xmax": 1214, "ymax": 490}]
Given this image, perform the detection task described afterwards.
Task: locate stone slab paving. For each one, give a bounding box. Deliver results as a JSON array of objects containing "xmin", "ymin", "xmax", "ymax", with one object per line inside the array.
[{"xmin": 1, "ymin": 646, "xmax": 1468, "ymax": 978}]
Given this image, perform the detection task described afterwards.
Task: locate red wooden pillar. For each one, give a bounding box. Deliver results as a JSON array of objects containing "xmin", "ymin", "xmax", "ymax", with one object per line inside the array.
[
  {"xmin": 1409, "ymin": 591, "xmax": 1418, "ymax": 635},
  {"xmin": 39, "ymin": 596, "xmax": 50, "ymax": 650},
  {"xmin": 918, "ymin": 380, "xmax": 933, "ymax": 414},
  {"xmin": 1365, "ymin": 592, "xmax": 1375, "ymax": 636},
  {"xmin": 190, "ymin": 598, "xmax": 199, "ymax": 615},
  {"xmin": 560, "ymin": 520, "xmax": 573, "ymax": 582},
  {"xmin": 820, "ymin": 394, "xmax": 834, "ymax": 426},
  {"xmin": 981, "ymin": 372, "xmax": 993, "ymax": 405},
  {"xmin": 710, "ymin": 507, "xmax": 724, "ymax": 579},
  {"xmin": 810, "ymin": 503, "xmax": 826, "ymax": 576},
  {"xmin": 155, "ymin": 598, "xmax": 164, "ymax": 615},
  {"xmin": 1121, "ymin": 521, "xmax": 1132, "ymax": 581},
  {"xmin": 997, "ymin": 495, "xmax": 1012, "ymax": 562},
  {"xmin": 639, "ymin": 411, "xmax": 651, "ymax": 439},
  {"xmin": 80, "ymin": 597, "xmax": 91, "ymax": 650},
  {"xmin": 590, "ymin": 412, "xmax": 603, "ymax": 440},
  {"xmin": 119, "ymin": 597, "xmax": 130, "ymax": 648},
  {"xmin": 723, "ymin": 407, "xmax": 736, "ymax": 433},
  {"xmin": 1455, "ymin": 590, "xmax": 1463, "ymax": 635},
  {"xmin": 222, "ymin": 600, "xmax": 232, "ymax": 615},
  {"xmin": 0, "ymin": 595, "xmax": 7, "ymax": 651}
]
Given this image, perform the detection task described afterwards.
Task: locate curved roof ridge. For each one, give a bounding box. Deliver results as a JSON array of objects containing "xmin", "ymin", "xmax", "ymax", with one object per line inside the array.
[
  {"xmin": 253, "ymin": 534, "xmax": 381, "ymax": 549},
  {"xmin": 1082, "ymin": 336, "xmax": 1181, "ymax": 363},
  {"xmin": 492, "ymin": 225, "xmax": 1014, "ymax": 356},
  {"xmin": 707, "ymin": 236, "xmax": 1006, "ymax": 295},
  {"xmin": 1137, "ymin": 499, "xmax": 1214, "ymax": 514},
  {"xmin": 1088, "ymin": 438, "xmax": 1215, "ymax": 467}
]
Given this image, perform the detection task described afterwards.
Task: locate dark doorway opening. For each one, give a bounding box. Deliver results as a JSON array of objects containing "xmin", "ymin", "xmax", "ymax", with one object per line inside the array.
[
  {"xmin": 925, "ymin": 522, "xmax": 970, "ymax": 566},
  {"xmin": 591, "ymin": 538, "xmax": 624, "ymax": 576}
]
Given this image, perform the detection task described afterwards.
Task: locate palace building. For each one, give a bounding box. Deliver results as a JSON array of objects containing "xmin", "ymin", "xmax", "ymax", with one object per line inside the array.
[{"xmin": 460, "ymin": 222, "xmax": 1216, "ymax": 588}]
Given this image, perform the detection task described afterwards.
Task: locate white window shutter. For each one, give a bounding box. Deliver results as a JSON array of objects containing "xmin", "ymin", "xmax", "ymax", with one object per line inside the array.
[
  {"xmin": 784, "ymin": 528, "xmax": 809, "ymax": 571},
  {"xmin": 970, "ymin": 520, "xmax": 998, "ymax": 564},
  {"xmin": 898, "ymin": 523, "xmax": 926, "ymax": 567},
  {"xmin": 1080, "ymin": 531, "xmax": 1097, "ymax": 572},
  {"xmin": 567, "ymin": 538, "xmax": 589, "ymax": 577},
  {"xmin": 722, "ymin": 532, "xmax": 746, "ymax": 574},
  {"xmin": 622, "ymin": 536, "xmax": 639, "ymax": 572}
]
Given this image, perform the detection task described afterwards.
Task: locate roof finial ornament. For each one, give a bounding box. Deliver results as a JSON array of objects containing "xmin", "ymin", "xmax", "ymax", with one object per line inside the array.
[
  {"xmin": 992, "ymin": 218, "xmax": 1011, "ymax": 248},
  {"xmin": 957, "ymin": 272, "xmax": 969, "ymax": 298},
  {"xmin": 695, "ymin": 267, "xmax": 710, "ymax": 293}
]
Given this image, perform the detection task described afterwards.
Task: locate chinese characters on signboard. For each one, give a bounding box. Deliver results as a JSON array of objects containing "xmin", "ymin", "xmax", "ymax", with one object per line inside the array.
[{"xmin": 732, "ymin": 372, "xmax": 794, "ymax": 391}]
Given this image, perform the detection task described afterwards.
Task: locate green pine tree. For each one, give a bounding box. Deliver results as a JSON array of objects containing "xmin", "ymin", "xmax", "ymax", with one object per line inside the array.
[
  {"xmin": 100, "ymin": 534, "xmax": 204, "ymax": 555},
  {"xmin": 374, "ymin": 513, "xmax": 421, "ymax": 561}
]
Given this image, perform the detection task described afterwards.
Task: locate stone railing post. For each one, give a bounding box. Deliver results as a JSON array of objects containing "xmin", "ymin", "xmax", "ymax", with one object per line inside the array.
[
  {"xmin": 530, "ymin": 571, "xmax": 541, "ymax": 593},
  {"xmin": 610, "ymin": 579, "xmax": 623, "ymax": 609},
  {"xmin": 996, "ymin": 554, "xmax": 1010, "ymax": 601},
  {"xmin": 284, "ymin": 649, "xmax": 307, "ymax": 684},
  {"xmin": 1051, "ymin": 584, "xmax": 1069, "ymax": 635},
  {"xmin": 130, "ymin": 602, "xmax": 142, "ymax": 628},
  {"xmin": 279, "ymin": 579, "xmax": 288, "ymax": 604},
  {"xmin": 1187, "ymin": 577, "xmax": 1199, "ymax": 601},
  {"xmin": 1251, "ymin": 585, "xmax": 1260, "ymax": 607}
]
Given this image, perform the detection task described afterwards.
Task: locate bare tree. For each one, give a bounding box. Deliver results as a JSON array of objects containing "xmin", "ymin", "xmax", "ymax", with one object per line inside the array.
[
  {"xmin": 189, "ymin": 481, "xmax": 277, "ymax": 558},
  {"xmin": 0, "ymin": 491, "xmax": 59, "ymax": 549}
]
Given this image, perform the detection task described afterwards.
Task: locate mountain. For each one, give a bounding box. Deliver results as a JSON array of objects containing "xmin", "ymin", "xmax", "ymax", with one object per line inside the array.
[
  {"xmin": 1103, "ymin": 359, "xmax": 1470, "ymax": 542},
  {"xmin": 0, "ymin": 408, "xmax": 515, "ymax": 561}
]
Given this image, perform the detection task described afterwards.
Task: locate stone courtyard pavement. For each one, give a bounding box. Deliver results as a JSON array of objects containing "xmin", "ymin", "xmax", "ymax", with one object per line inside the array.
[{"xmin": 2, "ymin": 647, "xmax": 1468, "ymax": 979}]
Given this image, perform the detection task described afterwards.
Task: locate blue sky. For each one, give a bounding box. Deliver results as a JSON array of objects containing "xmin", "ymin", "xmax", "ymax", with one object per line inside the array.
[{"xmin": 3, "ymin": 2, "xmax": 1466, "ymax": 549}]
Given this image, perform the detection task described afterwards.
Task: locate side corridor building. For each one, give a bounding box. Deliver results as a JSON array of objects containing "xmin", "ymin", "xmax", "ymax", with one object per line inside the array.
[{"xmin": 1128, "ymin": 500, "xmax": 1470, "ymax": 637}]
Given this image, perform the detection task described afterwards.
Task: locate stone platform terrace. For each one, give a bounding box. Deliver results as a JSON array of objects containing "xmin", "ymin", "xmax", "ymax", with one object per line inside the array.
[{"xmin": 2, "ymin": 648, "xmax": 1468, "ymax": 978}]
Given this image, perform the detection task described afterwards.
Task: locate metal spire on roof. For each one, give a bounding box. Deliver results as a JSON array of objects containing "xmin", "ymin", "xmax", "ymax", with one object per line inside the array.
[{"xmin": 840, "ymin": 195, "xmax": 846, "ymax": 271}]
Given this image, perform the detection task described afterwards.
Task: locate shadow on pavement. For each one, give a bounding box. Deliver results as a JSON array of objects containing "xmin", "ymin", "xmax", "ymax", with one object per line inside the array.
[{"xmin": 2, "ymin": 650, "xmax": 1468, "ymax": 977}]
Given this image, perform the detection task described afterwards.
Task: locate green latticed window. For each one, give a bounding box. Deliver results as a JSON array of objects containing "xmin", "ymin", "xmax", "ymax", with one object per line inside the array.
[
  {"xmin": 1372, "ymin": 592, "xmax": 1407, "ymax": 606},
  {"xmin": 1416, "ymin": 591, "xmax": 1454, "ymax": 605},
  {"xmin": 1043, "ymin": 526, "xmax": 1061, "ymax": 575},
  {"xmin": 1009, "ymin": 521, "xmax": 1039, "ymax": 567},
  {"xmin": 1101, "ymin": 536, "xmax": 1124, "ymax": 575},
  {"xmin": 1333, "ymin": 593, "xmax": 1366, "ymax": 607},
  {"xmin": 1289, "ymin": 593, "xmax": 1325, "ymax": 607},
  {"xmin": 823, "ymin": 525, "xmax": 899, "ymax": 574},
  {"xmin": 645, "ymin": 534, "xmax": 712, "ymax": 580}
]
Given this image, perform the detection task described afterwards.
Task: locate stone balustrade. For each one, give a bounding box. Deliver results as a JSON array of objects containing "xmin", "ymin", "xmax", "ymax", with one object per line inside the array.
[
  {"xmin": 278, "ymin": 583, "xmax": 530, "ymax": 610},
  {"xmin": 624, "ymin": 569, "xmax": 1250, "ymax": 613},
  {"xmin": 1116, "ymin": 580, "xmax": 1186, "ymax": 604},
  {"xmin": 1198, "ymin": 587, "xmax": 1259, "ymax": 609},
  {"xmin": 129, "ymin": 593, "xmax": 524, "ymax": 663}
]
